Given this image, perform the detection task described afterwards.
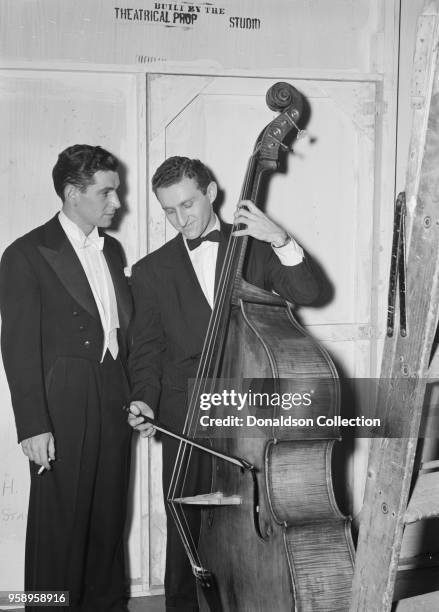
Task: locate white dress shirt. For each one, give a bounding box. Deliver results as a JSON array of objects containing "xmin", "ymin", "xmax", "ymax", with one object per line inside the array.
[
  {"xmin": 183, "ymin": 215, "xmax": 304, "ymax": 309},
  {"xmin": 58, "ymin": 211, "xmax": 120, "ymax": 361}
]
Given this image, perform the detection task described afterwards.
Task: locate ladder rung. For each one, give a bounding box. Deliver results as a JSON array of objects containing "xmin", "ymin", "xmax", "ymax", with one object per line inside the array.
[
  {"xmin": 405, "ymin": 471, "xmax": 439, "ymax": 524},
  {"xmin": 421, "ymin": 459, "xmax": 439, "ymax": 470},
  {"xmin": 394, "ymin": 565, "xmax": 439, "ymax": 602}
]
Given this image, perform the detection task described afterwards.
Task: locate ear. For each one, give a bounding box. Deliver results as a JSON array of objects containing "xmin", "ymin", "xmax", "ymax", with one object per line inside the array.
[
  {"xmin": 63, "ymin": 184, "xmax": 78, "ymax": 204},
  {"xmin": 206, "ymin": 181, "xmax": 217, "ymax": 204}
]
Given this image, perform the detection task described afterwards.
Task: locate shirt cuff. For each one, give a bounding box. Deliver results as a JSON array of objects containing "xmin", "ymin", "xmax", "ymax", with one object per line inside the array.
[{"xmin": 271, "ymin": 236, "xmax": 304, "ymax": 266}]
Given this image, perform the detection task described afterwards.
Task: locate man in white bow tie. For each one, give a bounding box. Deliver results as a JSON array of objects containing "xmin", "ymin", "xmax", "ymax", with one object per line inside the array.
[{"xmin": 0, "ymin": 145, "xmax": 133, "ymax": 611}]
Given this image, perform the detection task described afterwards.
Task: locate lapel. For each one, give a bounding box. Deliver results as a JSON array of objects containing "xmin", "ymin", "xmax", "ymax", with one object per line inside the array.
[
  {"xmin": 38, "ymin": 215, "xmax": 100, "ymax": 321},
  {"xmin": 165, "ymin": 223, "xmax": 232, "ymax": 311},
  {"xmin": 102, "ymin": 237, "xmax": 132, "ymax": 334},
  {"xmin": 159, "ymin": 228, "xmax": 236, "ymax": 354}
]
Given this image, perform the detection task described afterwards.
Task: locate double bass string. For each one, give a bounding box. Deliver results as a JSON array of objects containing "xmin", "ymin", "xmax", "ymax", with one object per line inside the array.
[
  {"xmin": 166, "ymin": 197, "xmax": 244, "ymax": 505},
  {"xmin": 164, "ymin": 225, "xmax": 242, "ymax": 572},
  {"xmin": 175, "ymin": 152, "xmax": 262, "ymax": 494},
  {"xmin": 178, "ymin": 153, "xmax": 256, "ymax": 445},
  {"xmin": 172, "ymin": 152, "xmax": 256, "ymax": 452},
  {"xmin": 166, "ymin": 156, "xmax": 257, "ymax": 572}
]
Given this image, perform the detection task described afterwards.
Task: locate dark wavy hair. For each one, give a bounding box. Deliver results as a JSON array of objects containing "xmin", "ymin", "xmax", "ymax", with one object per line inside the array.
[
  {"xmin": 152, "ymin": 156, "xmax": 213, "ymax": 195},
  {"xmin": 52, "ymin": 144, "xmax": 118, "ymax": 201}
]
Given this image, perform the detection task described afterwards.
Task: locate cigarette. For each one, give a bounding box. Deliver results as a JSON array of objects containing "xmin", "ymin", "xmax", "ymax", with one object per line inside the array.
[{"xmin": 37, "ymin": 458, "xmax": 52, "ymax": 475}]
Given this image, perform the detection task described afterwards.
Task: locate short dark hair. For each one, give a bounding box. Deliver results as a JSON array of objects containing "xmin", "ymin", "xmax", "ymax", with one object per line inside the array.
[
  {"xmin": 52, "ymin": 144, "xmax": 119, "ymax": 201},
  {"xmin": 152, "ymin": 156, "xmax": 213, "ymax": 195}
]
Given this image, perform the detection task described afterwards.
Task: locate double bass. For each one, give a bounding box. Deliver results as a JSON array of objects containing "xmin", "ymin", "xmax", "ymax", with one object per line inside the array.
[{"xmin": 156, "ymin": 82, "xmax": 355, "ymax": 611}]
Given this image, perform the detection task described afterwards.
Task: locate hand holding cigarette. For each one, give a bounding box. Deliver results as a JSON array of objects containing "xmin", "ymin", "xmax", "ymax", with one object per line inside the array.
[{"xmin": 20, "ymin": 432, "xmax": 55, "ymax": 474}]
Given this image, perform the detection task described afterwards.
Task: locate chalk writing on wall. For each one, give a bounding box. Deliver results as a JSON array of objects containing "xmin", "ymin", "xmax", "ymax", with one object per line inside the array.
[{"xmin": 0, "ymin": 474, "xmax": 27, "ymax": 527}]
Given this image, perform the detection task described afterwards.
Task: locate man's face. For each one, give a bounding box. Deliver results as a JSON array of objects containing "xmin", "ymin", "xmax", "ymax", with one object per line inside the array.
[
  {"xmin": 156, "ymin": 176, "xmax": 216, "ymax": 240},
  {"xmin": 67, "ymin": 170, "xmax": 121, "ymax": 235}
]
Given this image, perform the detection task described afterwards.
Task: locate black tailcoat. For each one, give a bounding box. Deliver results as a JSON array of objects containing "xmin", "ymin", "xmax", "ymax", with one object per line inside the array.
[{"xmin": 0, "ymin": 215, "xmax": 133, "ymax": 610}]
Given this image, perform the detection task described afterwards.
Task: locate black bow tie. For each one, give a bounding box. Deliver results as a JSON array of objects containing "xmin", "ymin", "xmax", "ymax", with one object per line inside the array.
[{"xmin": 186, "ymin": 229, "xmax": 221, "ymax": 251}]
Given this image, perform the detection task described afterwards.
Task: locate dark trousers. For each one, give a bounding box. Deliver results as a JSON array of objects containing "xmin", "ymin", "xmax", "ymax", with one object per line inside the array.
[
  {"xmin": 25, "ymin": 353, "xmax": 131, "ymax": 611},
  {"xmin": 161, "ymin": 435, "xmax": 211, "ymax": 612}
]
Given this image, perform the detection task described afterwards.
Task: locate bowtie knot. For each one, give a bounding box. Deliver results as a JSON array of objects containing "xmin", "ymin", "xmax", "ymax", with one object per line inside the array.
[
  {"xmin": 186, "ymin": 229, "xmax": 220, "ymax": 251},
  {"xmin": 83, "ymin": 235, "xmax": 105, "ymax": 251}
]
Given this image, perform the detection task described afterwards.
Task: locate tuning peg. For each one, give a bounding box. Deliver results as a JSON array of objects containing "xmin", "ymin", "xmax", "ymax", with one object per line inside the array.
[{"xmin": 289, "ymin": 117, "xmax": 308, "ymax": 142}]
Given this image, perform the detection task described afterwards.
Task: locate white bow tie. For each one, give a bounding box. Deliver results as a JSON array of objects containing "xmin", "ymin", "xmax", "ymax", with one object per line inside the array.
[{"xmin": 83, "ymin": 235, "xmax": 104, "ymax": 251}]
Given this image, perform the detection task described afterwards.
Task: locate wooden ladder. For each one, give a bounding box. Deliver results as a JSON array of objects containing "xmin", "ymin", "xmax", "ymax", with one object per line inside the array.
[{"xmin": 350, "ymin": 1, "xmax": 439, "ymax": 610}]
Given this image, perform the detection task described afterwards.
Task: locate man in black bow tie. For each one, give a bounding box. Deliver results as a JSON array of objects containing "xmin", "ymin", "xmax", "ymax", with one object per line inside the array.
[
  {"xmin": 0, "ymin": 145, "xmax": 132, "ymax": 611},
  {"xmin": 128, "ymin": 156, "xmax": 319, "ymax": 611}
]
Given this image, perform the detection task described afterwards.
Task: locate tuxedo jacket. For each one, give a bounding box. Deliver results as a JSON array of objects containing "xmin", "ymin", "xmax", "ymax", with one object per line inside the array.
[
  {"xmin": 0, "ymin": 215, "xmax": 132, "ymax": 443},
  {"xmin": 129, "ymin": 222, "xmax": 319, "ymax": 429}
]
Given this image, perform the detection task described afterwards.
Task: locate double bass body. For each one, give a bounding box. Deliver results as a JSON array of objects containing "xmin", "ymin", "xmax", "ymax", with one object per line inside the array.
[{"xmin": 197, "ymin": 282, "xmax": 354, "ymax": 611}]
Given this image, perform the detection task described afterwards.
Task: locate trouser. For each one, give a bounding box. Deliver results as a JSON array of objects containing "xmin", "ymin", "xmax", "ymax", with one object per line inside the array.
[
  {"xmin": 25, "ymin": 353, "xmax": 131, "ymax": 611},
  {"xmin": 161, "ymin": 434, "xmax": 212, "ymax": 612}
]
